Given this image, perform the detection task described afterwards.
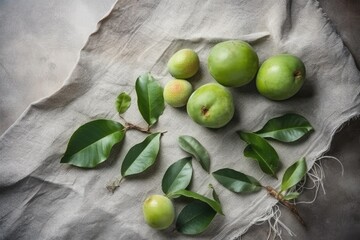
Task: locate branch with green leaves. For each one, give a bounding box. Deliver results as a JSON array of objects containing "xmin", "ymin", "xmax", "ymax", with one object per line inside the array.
[
  {"xmin": 212, "ymin": 114, "xmax": 313, "ymax": 225},
  {"xmin": 60, "ymin": 73, "xmax": 168, "ymax": 195},
  {"xmin": 213, "ymin": 157, "xmax": 307, "ymax": 225}
]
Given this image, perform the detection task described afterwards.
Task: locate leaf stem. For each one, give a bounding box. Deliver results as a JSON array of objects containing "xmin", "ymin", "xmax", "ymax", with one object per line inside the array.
[
  {"xmin": 106, "ymin": 176, "xmax": 124, "ymax": 193},
  {"xmin": 265, "ymin": 186, "xmax": 306, "ymax": 226},
  {"xmin": 119, "ymin": 115, "xmax": 152, "ymax": 134},
  {"xmin": 119, "ymin": 115, "xmax": 168, "ymax": 135},
  {"xmin": 125, "ymin": 122, "xmax": 152, "ymax": 134}
]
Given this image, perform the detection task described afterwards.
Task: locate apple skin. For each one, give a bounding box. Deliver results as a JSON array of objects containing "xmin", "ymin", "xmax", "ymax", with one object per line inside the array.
[
  {"xmin": 256, "ymin": 54, "xmax": 306, "ymax": 100},
  {"xmin": 187, "ymin": 83, "xmax": 235, "ymax": 128},
  {"xmin": 143, "ymin": 195, "xmax": 175, "ymax": 230},
  {"xmin": 208, "ymin": 40, "xmax": 259, "ymax": 87},
  {"xmin": 167, "ymin": 49, "xmax": 200, "ymax": 79},
  {"xmin": 163, "ymin": 79, "xmax": 193, "ymax": 107}
]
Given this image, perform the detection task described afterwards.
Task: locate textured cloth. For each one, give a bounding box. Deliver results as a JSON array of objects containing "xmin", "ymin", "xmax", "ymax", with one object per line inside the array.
[{"xmin": 1, "ymin": 0, "xmax": 359, "ymax": 239}]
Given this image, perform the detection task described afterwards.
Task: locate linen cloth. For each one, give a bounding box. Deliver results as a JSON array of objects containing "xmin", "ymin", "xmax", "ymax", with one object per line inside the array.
[{"xmin": 1, "ymin": 0, "xmax": 359, "ymax": 239}]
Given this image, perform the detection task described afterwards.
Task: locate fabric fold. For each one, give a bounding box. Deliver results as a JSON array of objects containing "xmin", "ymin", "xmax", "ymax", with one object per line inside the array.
[{"xmin": 1, "ymin": 0, "xmax": 359, "ymax": 239}]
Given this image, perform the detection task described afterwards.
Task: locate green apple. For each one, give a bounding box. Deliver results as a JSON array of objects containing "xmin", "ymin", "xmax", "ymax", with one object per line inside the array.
[
  {"xmin": 143, "ymin": 195, "xmax": 175, "ymax": 230},
  {"xmin": 256, "ymin": 54, "xmax": 306, "ymax": 100},
  {"xmin": 208, "ymin": 40, "xmax": 259, "ymax": 87},
  {"xmin": 163, "ymin": 79, "xmax": 193, "ymax": 107},
  {"xmin": 187, "ymin": 83, "xmax": 234, "ymax": 128},
  {"xmin": 167, "ymin": 49, "xmax": 200, "ymax": 79}
]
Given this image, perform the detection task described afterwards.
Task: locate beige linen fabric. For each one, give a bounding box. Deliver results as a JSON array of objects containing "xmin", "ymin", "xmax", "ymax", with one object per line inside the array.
[{"xmin": 1, "ymin": 0, "xmax": 359, "ymax": 239}]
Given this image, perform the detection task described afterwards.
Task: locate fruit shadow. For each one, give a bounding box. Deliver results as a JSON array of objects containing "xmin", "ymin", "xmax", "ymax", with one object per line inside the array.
[
  {"xmin": 218, "ymin": 83, "xmax": 255, "ymax": 130},
  {"xmin": 187, "ymin": 63, "xmax": 205, "ymax": 85},
  {"xmin": 293, "ymin": 77, "xmax": 316, "ymax": 99},
  {"xmin": 227, "ymin": 106, "xmax": 242, "ymax": 130},
  {"xmin": 232, "ymin": 79, "xmax": 259, "ymax": 96}
]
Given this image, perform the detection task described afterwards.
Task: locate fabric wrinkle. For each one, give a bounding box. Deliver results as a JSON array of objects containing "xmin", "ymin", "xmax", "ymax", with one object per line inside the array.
[{"xmin": 0, "ymin": 0, "xmax": 359, "ymax": 239}]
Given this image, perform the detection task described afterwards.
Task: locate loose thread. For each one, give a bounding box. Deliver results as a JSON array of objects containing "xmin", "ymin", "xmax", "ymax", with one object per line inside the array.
[
  {"xmin": 236, "ymin": 205, "xmax": 295, "ymax": 240},
  {"xmin": 237, "ymin": 156, "xmax": 343, "ymax": 239},
  {"xmin": 266, "ymin": 205, "xmax": 283, "ymax": 240},
  {"xmin": 296, "ymin": 155, "xmax": 343, "ymax": 205}
]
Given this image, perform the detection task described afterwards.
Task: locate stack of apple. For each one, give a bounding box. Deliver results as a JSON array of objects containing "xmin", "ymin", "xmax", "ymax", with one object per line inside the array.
[{"xmin": 164, "ymin": 41, "xmax": 306, "ymax": 128}]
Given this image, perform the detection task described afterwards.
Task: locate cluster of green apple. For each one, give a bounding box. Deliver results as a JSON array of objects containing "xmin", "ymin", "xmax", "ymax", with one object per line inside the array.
[{"xmin": 163, "ymin": 40, "xmax": 306, "ymax": 128}]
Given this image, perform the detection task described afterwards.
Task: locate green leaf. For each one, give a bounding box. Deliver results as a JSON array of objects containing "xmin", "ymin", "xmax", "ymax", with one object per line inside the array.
[
  {"xmin": 176, "ymin": 200, "xmax": 217, "ymax": 235},
  {"xmin": 61, "ymin": 119, "xmax": 125, "ymax": 168},
  {"xmin": 162, "ymin": 157, "xmax": 193, "ymax": 195},
  {"xmin": 121, "ymin": 132, "xmax": 161, "ymax": 177},
  {"xmin": 212, "ymin": 168, "xmax": 262, "ymax": 193},
  {"xmin": 281, "ymin": 157, "xmax": 307, "ymax": 192},
  {"xmin": 135, "ymin": 73, "xmax": 165, "ymax": 126},
  {"xmin": 178, "ymin": 135, "xmax": 210, "ymax": 172},
  {"xmin": 255, "ymin": 113, "xmax": 313, "ymax": 143},
  {"xmin": 168, "ymin": 189, "xmax": 223, "ymax": 215},
  {"xmin": 115, "ymin": 92, "xmax": 131, "ymax": 114},
  {"xmin": 283, "ymin": 191, "xmax": 300, "ymax": 201},
  {"xmin": 238, "ymin": 131, "xmax": 280, "ymax": 178}
]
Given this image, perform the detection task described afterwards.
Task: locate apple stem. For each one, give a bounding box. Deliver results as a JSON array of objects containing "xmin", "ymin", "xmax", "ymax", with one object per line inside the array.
[
  {"xmin": 294, "ymin": 70, "xmax": 302, "ymax": 78},
  {"xmin": 265, "ymin": 186, "xmax": 306, "ymax": 226},
  {"xmin": 201, "ymin": 106, "xmax": 209, "ymax": 116},
  {"xmin": 106, "ymin": 176, "xmax": 124, "ymax": 193}
]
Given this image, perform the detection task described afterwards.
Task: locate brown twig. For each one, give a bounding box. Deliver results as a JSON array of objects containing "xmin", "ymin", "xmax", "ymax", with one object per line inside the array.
[
  {"xmin": 125, "ymin": 122, "xmax": 152, "ymax": 134},
  {"xmin": 119, "ymin": 115, "xmax": 168, "ymax": 135},
  {"xmin": 265, "ymin": 186, "xmax": 306, "ymax": 226},
  {"xmin": 119, "ymin": 115, "xmax": 152, "ymax": 134}
]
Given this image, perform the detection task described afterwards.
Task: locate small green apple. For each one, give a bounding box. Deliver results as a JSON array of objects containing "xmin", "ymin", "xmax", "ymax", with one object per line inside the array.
[
  {"xmin": 143, "ymin": 195, "xmax": 175, "ymax": 230},
  {"xmin": 187, "ymin": 83, "xmax": 234, "ymax": 128},
  {"xmin": 256, "ymin": 54, "xmax": 306, "ymax": 100},
  {"xmin": 167, "ymin": 49, "xmax": 200, "ymax": 79},
  {"xmin": 163, "ymin": 79, "xmax": 193, "ymax": 107},
  {"xmin": 208, "ymin": 40, "xmax": 259, "ymax": 87}
]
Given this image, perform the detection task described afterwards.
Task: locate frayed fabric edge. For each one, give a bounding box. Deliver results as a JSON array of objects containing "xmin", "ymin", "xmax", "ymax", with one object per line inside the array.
[
  {"xmin": 296, "ymin": 155, "xmax": 344, "ymax": 205},
  {"xmin": 234, "ymin": 112, "xmax": 359, "ymax": 239},
  {"xmin": 235, "ymin": 155, "xmax": 344, "ymax": 240},
  {"xmin": 234, "ymin": 205, "xmax": 296, "ymax": 240}
]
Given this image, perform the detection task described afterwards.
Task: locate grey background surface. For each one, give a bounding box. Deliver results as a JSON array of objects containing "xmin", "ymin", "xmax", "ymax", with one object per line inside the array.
[
  {"xmin": 0, "ymin": 0, "xmax": 359, "ymax": 239},
  {"xmin": 0, "ymin": 0, "xmax": 117, "ymax": 133}
]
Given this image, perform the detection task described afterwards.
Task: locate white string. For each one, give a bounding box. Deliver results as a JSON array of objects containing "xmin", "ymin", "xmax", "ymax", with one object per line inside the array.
[
  {"xmin": 296, "ymin": 155, "xmax": 343, "ymax": 205},
  {"xmin": 237, "ymin": 205, "xmax": 295, "ymax": 240},
  {"xmin": 267, "ymin": 205, "xmax": 283, "ymax": 240},
  {"xmin": 316, "ymin": 155, "xmax": 344, "ymax": 176},
  {"xmin": 237, "ymin": 155, "xmax": 343, "ymax": 239}
]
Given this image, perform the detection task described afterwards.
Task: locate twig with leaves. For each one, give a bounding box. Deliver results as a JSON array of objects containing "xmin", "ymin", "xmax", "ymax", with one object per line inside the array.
[{"xmin": 213, "ymin": 114, "xmax": 313, "ymax": 226}]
